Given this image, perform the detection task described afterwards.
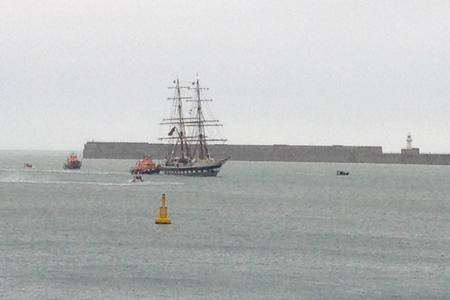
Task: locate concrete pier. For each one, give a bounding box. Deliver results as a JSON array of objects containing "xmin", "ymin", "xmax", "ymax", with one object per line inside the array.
[{"xmin": 82, "ymin": 142, "xmax": 450, "ymax": 165}]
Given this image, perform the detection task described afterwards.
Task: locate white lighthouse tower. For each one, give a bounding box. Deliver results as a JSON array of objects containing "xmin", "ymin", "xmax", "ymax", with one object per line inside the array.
[
  {"xmin": 406, "ymin": 133, "xmax": 413, "ymax": 150},
  {"xmin": 402, "ymin": 133, "xmax": 419, "ymax": 155}
]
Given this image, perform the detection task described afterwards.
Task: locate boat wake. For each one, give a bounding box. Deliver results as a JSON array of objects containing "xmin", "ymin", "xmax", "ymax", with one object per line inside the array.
[
  {"xmin": 0, "ymin": 168, "xmax": 19, "ymax": 172},
  {"xmin": 0, "ymin": 178, "xmax": 183, "ymax": 186},
  {"xmin": 41, "ymin": 169, "xmax": 130, "ymax": 176},
  {"xmin": 0, "ymin": 168, "xmax": 130, "ymax": 176}
]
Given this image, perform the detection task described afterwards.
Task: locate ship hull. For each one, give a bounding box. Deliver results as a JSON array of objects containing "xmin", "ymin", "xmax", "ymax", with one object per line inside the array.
[
  {"xmin": 161, "ymin": 158, "xmax": 229, "ymax": 177},
  {"xmin": 63, "ymin": 162, "xmax": 82, "ymax": 169},
  {"xmin": 131, "ymin": 168, "xmax": 161, "ymax": 175}
]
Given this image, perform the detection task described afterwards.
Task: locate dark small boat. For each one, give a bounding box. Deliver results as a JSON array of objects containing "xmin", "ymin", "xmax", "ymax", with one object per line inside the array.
[
  {"xmin": 130, "ymin": 174, "xmax": 144, "ymax": 183},
  {"xmin": 337, "ymin": 170, "xmax": 349, "ymax": 176},
  {"xmin": 63, "ymin": 153, "xmax": 82, "ymax": 169},
  {"xmin": 24, "ymin": 163, "xmax": 33, "ymax": 169}
]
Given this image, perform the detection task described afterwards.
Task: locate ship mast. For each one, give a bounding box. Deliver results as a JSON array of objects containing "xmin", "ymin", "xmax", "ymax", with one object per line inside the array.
[
  {"xmin": 194, "ymin": 76, "xmax": 208, "ymax": 159},
  {"xmin": 160, "ymin": 78, "xmax": 192, "ymax": 161},
  {"xmin": 160, "ymin": 76, "xmax": 226, "ymax": 162},
  {"xmin": 189, "ymin": 75, "xmax": 226, "ymax": 160},
  {"xmin": 175, "ymin": 78, "xmax": 190, "ymax": 160}
]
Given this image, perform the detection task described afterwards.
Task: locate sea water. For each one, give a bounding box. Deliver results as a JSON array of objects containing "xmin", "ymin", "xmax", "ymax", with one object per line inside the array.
[{"xmin": 0, "ymin": 150, "xmax": 449, "ymax": 299}]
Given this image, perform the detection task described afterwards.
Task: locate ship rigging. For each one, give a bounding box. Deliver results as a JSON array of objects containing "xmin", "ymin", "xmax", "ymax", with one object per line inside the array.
[{"xmin": 159, "ymin": 76, "xmax": 229, "ymax": 176}]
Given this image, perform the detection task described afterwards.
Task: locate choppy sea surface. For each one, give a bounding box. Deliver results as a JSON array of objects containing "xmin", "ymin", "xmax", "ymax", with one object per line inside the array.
[{"xmin": 0, "ymin": 150, "xmax": 449, "ymax": 299}]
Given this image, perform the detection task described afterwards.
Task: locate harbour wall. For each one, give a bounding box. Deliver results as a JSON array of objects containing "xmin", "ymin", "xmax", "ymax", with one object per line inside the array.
[{"xmin": 82, "ymin": 142, "xmax": 450, "ymax": 165}]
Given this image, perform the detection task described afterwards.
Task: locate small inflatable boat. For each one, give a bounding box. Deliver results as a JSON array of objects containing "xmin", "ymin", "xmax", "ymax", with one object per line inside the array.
[
  {"xmin": 130, "ymin": 174, "xmax": 144, "ymax": 183},
  {"xmin": 336, "ymin": 170, "xmax": 350, "ymax": 176}
]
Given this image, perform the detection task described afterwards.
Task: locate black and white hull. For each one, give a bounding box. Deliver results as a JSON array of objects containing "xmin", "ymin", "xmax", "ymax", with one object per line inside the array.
[{"xmin": 161, "ymin": 158, "xmax": 229, "ymax": 177}]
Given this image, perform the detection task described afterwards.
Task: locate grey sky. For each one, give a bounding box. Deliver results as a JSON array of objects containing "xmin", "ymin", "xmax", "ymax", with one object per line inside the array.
[{"xmin": 1, "ymin": 1, "xmax": 449, "ymax": 152}]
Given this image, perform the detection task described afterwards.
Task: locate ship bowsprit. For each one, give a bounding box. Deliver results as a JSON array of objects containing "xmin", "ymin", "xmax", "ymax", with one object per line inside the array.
[{"xmin": 161, "ymin": 157, "xmax": 230, "ymax": 177}]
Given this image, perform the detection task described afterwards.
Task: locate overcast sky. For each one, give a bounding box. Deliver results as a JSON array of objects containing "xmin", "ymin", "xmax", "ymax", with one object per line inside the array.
[{"xmin": 1, "ymin": 1, "xmax": 449, "ymax": 152}]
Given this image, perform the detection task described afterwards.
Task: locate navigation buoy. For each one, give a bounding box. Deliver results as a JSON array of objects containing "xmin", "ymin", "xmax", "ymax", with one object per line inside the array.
[{"xmin": 155, "ymin": 193, "xmax": 171, "ymax": 224}]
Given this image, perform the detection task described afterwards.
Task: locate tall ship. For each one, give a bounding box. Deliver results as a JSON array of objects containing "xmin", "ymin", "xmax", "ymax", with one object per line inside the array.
[
  {"xmin": 159, "ymin": 76, "xmax": 229, "ymax": 176},
  {"xmin": 63, "ymin": 153, "xmax": 82, "ymax": 169}
]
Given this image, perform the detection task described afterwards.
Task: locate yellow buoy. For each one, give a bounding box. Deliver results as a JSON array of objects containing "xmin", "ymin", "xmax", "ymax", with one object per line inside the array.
[{"xmin": 155, "ymin": 193, "xmax": 171, "ymax": 224}]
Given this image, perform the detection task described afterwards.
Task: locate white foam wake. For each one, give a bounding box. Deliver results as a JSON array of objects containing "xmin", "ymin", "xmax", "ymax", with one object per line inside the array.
[
  {"xmin": 0, "ymin": 178, "xmax": 183, "ymax": 186},
  {"xmin": 0, "ymin": 168, "xmax": 130, "ymax": 176}
]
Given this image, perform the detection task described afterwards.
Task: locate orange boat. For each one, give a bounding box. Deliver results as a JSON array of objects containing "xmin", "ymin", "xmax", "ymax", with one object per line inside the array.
[
  {"xmin": 131, "ymin": 156, "xmax": 160, "ymax": 175},
  {"xmin": 63, "ymin": 153, "xmax": 82, "ymax": 169}
]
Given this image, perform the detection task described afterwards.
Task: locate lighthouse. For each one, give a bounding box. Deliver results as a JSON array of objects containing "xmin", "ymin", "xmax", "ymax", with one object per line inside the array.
[
  {"xmin": 401, "ymin": 133, "xmax": 420, "ymax": 155},
  {"xmin": 406, "ymin": 133, "xmax": 413, "ymax": 150}
]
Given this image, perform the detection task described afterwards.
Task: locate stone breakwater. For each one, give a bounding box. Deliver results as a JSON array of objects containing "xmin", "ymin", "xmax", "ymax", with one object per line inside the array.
[{"xmin": 82, "ymin": 142, "xmax": 450, "ymax": 165}]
